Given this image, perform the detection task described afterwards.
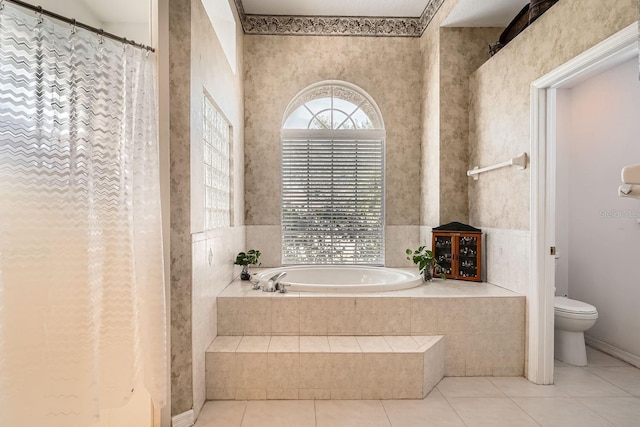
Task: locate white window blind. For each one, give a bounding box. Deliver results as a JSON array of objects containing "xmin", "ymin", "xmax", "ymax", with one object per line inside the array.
[
  {"xmin": 281, "ymin": 81, "xmax": 386, "ymax": 265},
  {"xmin": 281, "ymin": 137, "xmax": 385, "ymax": 265}
]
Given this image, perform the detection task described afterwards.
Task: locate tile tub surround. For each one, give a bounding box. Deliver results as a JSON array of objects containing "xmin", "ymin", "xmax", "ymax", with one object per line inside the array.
[
  {"xmin": 206, "ymin": 335, "xmax": 444, "ymax": 400},
  {"xmin": 216, "ymin": 277, "xmax": 525, "ymax": 376}
]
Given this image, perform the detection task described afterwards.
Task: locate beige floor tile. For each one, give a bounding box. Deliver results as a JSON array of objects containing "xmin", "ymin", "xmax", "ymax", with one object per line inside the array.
[
  {"xmin": 448, "ymin": 397, "xmax": 538, "ymax": 427},
  {"xmin": 382, "ymin": 398, "xmax": 465, "ymax": 427},
  {"xmin": 208, "ymin": 336, "xmax": 242, "ymax": 352},
  {"xmin": 356, "ymin": 336, "xmax": 392, "ymax": 352},
  {"xmin": 384, "ymin": 336, "xmax": 421, "ymax": 352},
  {"xmin": 586, "ymin": 346, "xmax": 631, "ymax": 367},
  {"xmin": 241, "ymin": 400, "xmax": 315, "ymax": 427},
  {"xmin": 512, "ymin": 397, "xmax": 611, "ymax": 427},
  {"xmin": 237, "ymin": 336, "xmax": 271, "ymax": 353},
  {"xmin": 268, "ymin": 335, "xmax": 299, "ymax": 352},
  {"xmin": 554, "ymin": 358, "xmax": 569, "ymax": 367},
  {"xmin": 316, "ymin": 400, "xmax": 391, "ymax": 427},
  {"xmin": 586, "ymin": 366, "xmax": 640, "ymax": 396},
  {"xmin": 300, "ymin": 336, "xmax": 330, "ymax": 352},
  {"xmin": 194, "ymin": 401, "xmax": 247, "ymax": 427},
  {"xmin": 328, "ymin": 336, "xmax": 361, "ymax": 352},
  {"xmin": 554, "ymin": 367, "xmax": 632, "ymax": 397},
  {"xmin": 427, "ymin": 388, "xmax": 445, "ymax": 399},
  {"xmin": 489, "ymin": 376, "xmax": 568, "ymax": 397},
  {"xmin": 436, "ymin": 377, "xmax": 505, "ymax": 398},
  {"xmin": 578, "ymin": 397, "xmax": 640, "ymax": 427},
  {"xmin": 412, "ymin": 335, "xmax": 439, "ymax": 350}
]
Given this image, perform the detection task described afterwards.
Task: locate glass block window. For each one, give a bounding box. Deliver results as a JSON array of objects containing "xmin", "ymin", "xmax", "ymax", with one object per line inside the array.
[
  {"xmin": 281, "ymin": 81, "xmax": 386, "ymax": 265},
  {"xmin": 203, "ymin": 94, "xmax": 232, "ymax": 229}
]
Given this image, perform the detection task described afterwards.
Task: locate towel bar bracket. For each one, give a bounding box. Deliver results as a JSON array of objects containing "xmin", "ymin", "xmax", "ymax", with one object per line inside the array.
[{"xmin": 467, "ymin": 153, "xmax": 528, "ymax": 180}]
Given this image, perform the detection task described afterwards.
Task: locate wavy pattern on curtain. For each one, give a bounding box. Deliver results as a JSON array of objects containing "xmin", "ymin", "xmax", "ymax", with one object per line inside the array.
[{"xmin": 0, "ymin": 3, "xmax": 166, "ymax": 426}]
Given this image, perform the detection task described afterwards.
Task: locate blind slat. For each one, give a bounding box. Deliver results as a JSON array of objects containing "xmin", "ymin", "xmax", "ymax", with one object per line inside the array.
[{"xmin": 282, "ymin": 137, "xmax": 384, "ymax": 265}]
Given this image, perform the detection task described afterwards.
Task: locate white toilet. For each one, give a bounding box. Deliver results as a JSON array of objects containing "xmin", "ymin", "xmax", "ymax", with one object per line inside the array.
[{"xmin": 554, "ymin": 296, "xmax": 598, "ymax": 366}]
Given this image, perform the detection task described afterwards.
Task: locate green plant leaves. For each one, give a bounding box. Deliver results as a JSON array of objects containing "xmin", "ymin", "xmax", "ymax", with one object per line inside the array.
[{"xmin": 234, "ymin": 249, "xmax": 261, "ymax": 266}]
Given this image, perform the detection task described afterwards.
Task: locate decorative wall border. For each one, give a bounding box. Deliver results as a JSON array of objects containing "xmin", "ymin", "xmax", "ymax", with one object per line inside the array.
[{"xmin": 233, "ymin": 0, "xmax": 445, "ymax": 37}]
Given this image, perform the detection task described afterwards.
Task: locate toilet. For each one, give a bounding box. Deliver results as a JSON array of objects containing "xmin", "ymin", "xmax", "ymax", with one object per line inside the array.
[{"xmin": 554, "ymin": 296, "xmax": 598, "ymax": 366}]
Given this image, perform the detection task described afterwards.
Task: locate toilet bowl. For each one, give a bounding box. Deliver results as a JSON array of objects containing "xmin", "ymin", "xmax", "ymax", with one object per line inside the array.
[{"xmin": 554, "ymin": 296, "xmax": 598, "ymax": 366}]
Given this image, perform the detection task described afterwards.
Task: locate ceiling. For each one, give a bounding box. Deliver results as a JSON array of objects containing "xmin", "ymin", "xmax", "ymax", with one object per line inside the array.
[
  {"xmin": 237, "ymin": 0, "xmax": 531, "ymax": 36},
  {"xmin": 241, "ymin": 0, "xmax": 529, "ymax": 26},
  {"xmin": 80, "ymin": 0, "xmax": 149, "ymax": 24},
  {"xmin": 43, "ymin": 0, "xmax": 529, "ymax": 39},
  {"xmin": 443, "ymin": 0, "xmax": 529, "ymax": 27},
  {"xmin": 241, "ymin": 0, "xmax": 430, "ymax": 18}
]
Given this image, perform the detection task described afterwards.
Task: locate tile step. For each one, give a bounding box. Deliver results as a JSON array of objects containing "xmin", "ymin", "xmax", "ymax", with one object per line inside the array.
[{"xmin": 205, "ymin": 335, "xmax": 444, "ymax": 400}]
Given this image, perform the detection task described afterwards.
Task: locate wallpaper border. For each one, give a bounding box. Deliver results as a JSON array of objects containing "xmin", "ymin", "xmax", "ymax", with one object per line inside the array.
[{"xmin": 233, "ymin": 0, "xmax": 444, "ymax": 37}]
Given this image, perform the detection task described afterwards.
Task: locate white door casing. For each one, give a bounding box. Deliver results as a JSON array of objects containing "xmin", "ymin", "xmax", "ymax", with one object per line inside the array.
[{"xmin": 528, "ymin": 22, "xmax": 638, "ymax": 385}]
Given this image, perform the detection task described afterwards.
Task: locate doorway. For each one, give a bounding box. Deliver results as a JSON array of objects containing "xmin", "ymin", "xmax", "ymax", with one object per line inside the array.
[{"xmin": 529, "ymin": 22, "xmax": 638, "ymax": 384}]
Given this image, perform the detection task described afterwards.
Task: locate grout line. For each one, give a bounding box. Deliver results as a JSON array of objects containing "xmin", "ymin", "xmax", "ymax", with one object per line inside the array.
[
  {"xmin": 378, "ymin": 399, "xmax": 393, "ymax": 427},
  {"xmin": 313, "ymin": 399, "xmax": 318, "ymax": 427},
  {"xmin": 238, "ymin": 400, "xmax": 248, "ymax": 427},
  {"xmin": 508, "ymin": 396, "xmax": 545, "ymax": 427},
  {"xmin": 579, "ymin": 365, "xmax": 634, "ymax": 397},
  {"xmin": 438, "ymin": 385, "xmax": 470, "ymax": 427}
]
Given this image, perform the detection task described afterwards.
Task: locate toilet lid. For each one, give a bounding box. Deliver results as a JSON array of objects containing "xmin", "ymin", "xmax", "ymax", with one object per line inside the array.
[{"xmin": 555, "ymin": 296, "xmax": 597, "ymax": 314}]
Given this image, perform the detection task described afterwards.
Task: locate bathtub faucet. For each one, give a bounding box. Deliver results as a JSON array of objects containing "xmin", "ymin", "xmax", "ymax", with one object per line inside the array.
[{"xmin": 263, "ymin": 271, "xmax": 289, "ymax": 293}]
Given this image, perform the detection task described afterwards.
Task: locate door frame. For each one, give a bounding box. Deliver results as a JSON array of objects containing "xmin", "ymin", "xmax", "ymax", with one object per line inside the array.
[{"xmin": 528, "ymin": 22, "xmax": 638, "ymax": 384}]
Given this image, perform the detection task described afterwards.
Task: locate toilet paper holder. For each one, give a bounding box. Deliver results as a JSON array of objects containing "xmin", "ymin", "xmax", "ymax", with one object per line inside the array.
[{"xmin": 618, "ymin": 163, "xmax": 640, "ymax": 197}]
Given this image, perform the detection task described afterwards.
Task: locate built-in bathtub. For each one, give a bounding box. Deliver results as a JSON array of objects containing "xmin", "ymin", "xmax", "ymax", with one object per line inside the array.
[{"xmin": 255, "ymin": 265, "xmax": 423, "ymax": 292}]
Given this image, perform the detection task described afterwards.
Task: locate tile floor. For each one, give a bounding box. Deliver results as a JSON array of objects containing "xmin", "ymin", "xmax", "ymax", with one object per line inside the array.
[{"xmin": 194, "ymin": 347, "xmax": 640, "ymax": 426}]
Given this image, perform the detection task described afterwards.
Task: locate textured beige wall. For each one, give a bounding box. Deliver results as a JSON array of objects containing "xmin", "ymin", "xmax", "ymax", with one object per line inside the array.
[
  {"xmin": 439, "ymin": 27, "xmax": 502, "ymax": 225},
  {"xmin": 170, "ymin": 0, "xmax": 246, "ymax": 417},
  {"xmin": 420, "ymin": 0, "xmax": 501, "ymax": 229},
  {"xmin": 419, "ymin": 14, "xmax": 441, "ymax": 227},
  {"xmin": 418, "ymin": 0, "xmax": 499, "ymax": 228},
  {"xmin": 189, "ymin": 0, "xmax": 246, "ymax": 418},
  {"xmin": 169, "ymin": 0, "xmax": 192, "ymax": 415},
  {"xmin": 244, "ymin": 35, "xmax": 422, "ymax": 227},
  {"xmin": 468, "ymin": 0, "xmax": 637, "ymax": 230}
]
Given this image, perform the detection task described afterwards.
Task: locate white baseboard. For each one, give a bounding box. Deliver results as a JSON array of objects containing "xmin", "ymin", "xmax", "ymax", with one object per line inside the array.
[
  {"xmin": 171, "ymin": 409, "xmax": 194, "ymax": 427},
  {"xmin": 585, "ymin": 335, "xmax": 640, "ymax": 368}
]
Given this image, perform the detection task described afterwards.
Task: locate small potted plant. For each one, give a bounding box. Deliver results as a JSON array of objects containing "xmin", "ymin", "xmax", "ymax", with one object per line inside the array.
[
  {"xmin": 406, "ymin": 246, "xmax": 443, "ymax": 281},
  {"xmin": 234, "ymin": 249, "xmax": 261, "ymax": 280}
]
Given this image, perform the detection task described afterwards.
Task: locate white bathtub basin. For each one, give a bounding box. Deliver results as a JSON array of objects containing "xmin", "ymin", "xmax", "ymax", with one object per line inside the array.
[{"xmin": 255, "ymin": 265, "xmax": 423, "ymax": 293}]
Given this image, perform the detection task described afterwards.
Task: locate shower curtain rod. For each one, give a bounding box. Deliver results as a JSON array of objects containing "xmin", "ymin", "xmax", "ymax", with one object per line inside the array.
[{"xmin": 3, "ymin": 0, "xmax": 155, "ymax": 52}]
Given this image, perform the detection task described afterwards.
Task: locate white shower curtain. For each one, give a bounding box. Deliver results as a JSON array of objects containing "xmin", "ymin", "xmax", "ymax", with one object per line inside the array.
[{"xmin": 0, "ymin": 3, "xmax": 166, "ymax": 426}]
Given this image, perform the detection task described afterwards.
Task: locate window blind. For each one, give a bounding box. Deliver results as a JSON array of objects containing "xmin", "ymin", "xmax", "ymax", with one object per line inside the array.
[{"xmin": 282, "ymin": 137, "xmax": 385, "ymax": 265}]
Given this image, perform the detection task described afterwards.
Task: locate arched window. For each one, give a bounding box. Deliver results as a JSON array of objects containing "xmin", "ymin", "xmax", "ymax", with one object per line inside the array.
[{"xmin": 281, "ymin": 81, "xmax": 385, "ymax": 265}]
